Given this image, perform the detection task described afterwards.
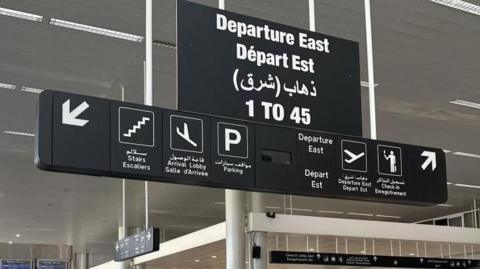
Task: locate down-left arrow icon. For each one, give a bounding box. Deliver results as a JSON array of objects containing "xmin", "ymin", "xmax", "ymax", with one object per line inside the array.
[{"xmin": 62, "ymin": 99, "xmax": 90, "ymax": 127}]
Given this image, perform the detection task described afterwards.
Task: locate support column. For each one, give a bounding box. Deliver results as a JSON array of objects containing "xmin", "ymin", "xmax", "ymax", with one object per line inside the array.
[
  {"xmin": 226, "ymin": 190, "xmax": 245, "ymax": 269},
  {"xmin": 73, "ymin": 252, "xmax": 88, "ymax": 269},
  {"xmin": 248, "ymin": 192, "xmax": 267, "ymax": 269}
]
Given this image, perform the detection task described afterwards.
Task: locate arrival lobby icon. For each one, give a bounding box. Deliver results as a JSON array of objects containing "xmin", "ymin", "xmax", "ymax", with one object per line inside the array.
[{"xmin": 170, "ymin": 115, "xmax": 204, "ymax": 153}]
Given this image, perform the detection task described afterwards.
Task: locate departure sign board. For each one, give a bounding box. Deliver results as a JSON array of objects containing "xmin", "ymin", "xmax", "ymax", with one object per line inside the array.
[
  {"xmin": 177, "ymin": 0, "xmax": 362, "ymax": 136},
  {"xmin": 35, "ymin": 90, "xmax": 447, "ymax": 205},
  {"xmin": 270, "ymin": 251, "xmax": 480, "ymax": 269},
  {"xmin": 114, "ymin": 227, "xmax": 160, "ymax": 261}
]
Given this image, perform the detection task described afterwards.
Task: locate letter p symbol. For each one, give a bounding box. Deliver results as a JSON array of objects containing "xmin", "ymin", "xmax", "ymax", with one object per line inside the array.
[{"xmin": 225, "ymin": 128, "xmax": 241, "ymax": 152}]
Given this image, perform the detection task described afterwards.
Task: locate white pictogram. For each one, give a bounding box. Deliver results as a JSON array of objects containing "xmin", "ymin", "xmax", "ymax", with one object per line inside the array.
[
  {"xmin": 62, "ymin": 99, "xmax": 89, "ymax": 127},
  {"xmin": 123, "ymin": 117, "xmax": 151, "ymax": 137},
  {"xmin": 383, "ymin": 150, "xmax": 398, "ymax": 173},
  {"xmin": 421, "ymin": 151, "xmax": 437, "ymax": 171},
  {"xmin": 343, "ymin": 149, "xmax": 365, "ymax": 164},
  {"xmin": 118, "ymin": 107, "xmax": 155, "ymax": 147},
  {"xmin": 176, "ymin": 122, "xmax": 197, "ymax": 147}
]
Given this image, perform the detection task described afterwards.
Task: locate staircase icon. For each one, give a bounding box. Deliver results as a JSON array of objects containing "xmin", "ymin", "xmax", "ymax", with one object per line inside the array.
[
  {"xmin": 118, "ymin": 107, "xmax": 155, "ymax": 147},
  {"xmin": 123, "ymin": 117, "xmax": 151, "ymax": 137}
]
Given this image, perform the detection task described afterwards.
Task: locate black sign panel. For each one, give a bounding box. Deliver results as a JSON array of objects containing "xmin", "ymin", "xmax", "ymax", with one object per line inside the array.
[
  {"xmin": 36, "ymin": 91, "xmax": 110, "ymax": 175},
  {"xmin": 270, "ymin": 251, "xmax": 480, "ymax": 269},
  {"xmin": 163, "ymin": 111, "xmax": 211, "ymax": 184},
  {"xmin": 114, "ymin": 227, "xmax": 160, "ymax": 261},
  {"xmin": 110, "ymin": 101, "xmax": 163, "ymax": 178},
  {"xmin": 177, "ymin": 0, "xmax": 362, "ymax": 136},
  {"xmin": 211, "ymin": 118, "xmax": 255, "ymax": 188},
  {"xmin": 254, "ymin": 126, "xmax": 447, "ymax": 204},
  {"xmin": 35, "ymin": 90, "xmax": 447, "ymax": 205}
]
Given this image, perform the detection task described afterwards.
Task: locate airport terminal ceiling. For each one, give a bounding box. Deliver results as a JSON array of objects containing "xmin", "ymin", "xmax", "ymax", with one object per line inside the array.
[{"xmin": 0, "ymin": 0, "xmax": 479, "ymax": 265}]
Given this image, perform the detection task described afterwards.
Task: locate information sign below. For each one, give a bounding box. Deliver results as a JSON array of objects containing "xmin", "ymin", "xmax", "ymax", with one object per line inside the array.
[
  {"xmin": 270, "ymin": 251, "xmax": 480, "ymax": 269},
  {"xmin": 35, "ymin": 90, "xmax": 447, "ymax": 205},
  {"xmin": 114, "ymin": 227, "xmax": 160, "ymax": 261}
]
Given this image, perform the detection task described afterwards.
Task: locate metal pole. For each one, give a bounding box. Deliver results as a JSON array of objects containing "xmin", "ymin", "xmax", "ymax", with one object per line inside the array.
[
  {"xmin": 226, "ymin": 189, "xmax": 245, "ymax": 269},
  {"xmin": 364, "ymin": 0, "xmax": 377, "ymax": 139},
  {"xmin": 144, "ymin": 0, "xmax": 153, "ymax": 230},
  {"xmin": 473, "ymin": 199, "xmax": 478, "ymax": 228},
  {"xmin": 250, "ymin": 192, "xmax": 267, "ymax": 269},
  {"xmin": 220, "ymin": 0, "xmax": 245, "ymax": 266},
  {"xmin": 308, "ymin": 0, "xmax": 315, "ymax": 32},
  {"xmin": 117, "ymin": 87, "xmax": 128, "ymax": 269}
]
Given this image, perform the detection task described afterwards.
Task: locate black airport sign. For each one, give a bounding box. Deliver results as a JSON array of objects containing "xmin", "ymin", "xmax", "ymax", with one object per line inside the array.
[
  {"xmin": 177, "ymin": 0, "xmax": 362, "ymax": 136},
  {"xmin": 270, "ymin": 251, "xmax": 480, "ymax": 269},
  {"xmin": 36, "ymin": 90, "xmax": 447, "ymax": 205},
  {"xmin": 114, "ymin": 227, "xmax": 160, "ymax": 261}
]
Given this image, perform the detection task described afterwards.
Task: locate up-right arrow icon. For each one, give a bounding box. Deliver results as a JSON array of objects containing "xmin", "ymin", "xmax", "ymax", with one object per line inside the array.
[{"xmin": 421, "ymin": 151, "xmax": 437, "ymax": 171}]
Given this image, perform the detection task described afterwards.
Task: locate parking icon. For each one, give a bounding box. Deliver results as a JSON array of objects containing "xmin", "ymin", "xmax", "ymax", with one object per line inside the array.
[
  {"xmin": 217, "ymin": 122, "xmax": 248, "ymax": 159},
  {"xmin": 118, "ymin": 107, "xmax": 155, "ymax": 147}
]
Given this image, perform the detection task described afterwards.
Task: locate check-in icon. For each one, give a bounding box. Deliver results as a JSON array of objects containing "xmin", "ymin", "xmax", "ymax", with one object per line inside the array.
[{"xmin": 344, "ymin": 149, "xmax": 365, "ymax": 164}]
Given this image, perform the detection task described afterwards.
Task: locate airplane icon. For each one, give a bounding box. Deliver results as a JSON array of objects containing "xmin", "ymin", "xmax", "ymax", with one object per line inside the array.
[
  {"xmin": 344, "ymin": 149, "xmax": 365, "ymax": 163},
  {"xmin": 176, "ymin": 122, "xmax": 197, "ymax": 147}
]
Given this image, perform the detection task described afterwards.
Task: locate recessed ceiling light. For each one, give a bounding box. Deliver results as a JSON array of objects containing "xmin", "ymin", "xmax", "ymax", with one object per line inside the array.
[
  {"xmin": 452, "ymin": 152, "xmax": 480, "ymax": 159},
  {"xmin": 409, "ymin": 253, "xmax": 416, "ymax": 256},
  {"xmin": 49, "ymin": 18, "xmax": 144, "ymax": 42},
  {"xmin": 454, "ymin": 183, "xmax": 480, "ymax": 189},
  {"xmin": 21, "ymin": 86, "xmax": 44, "ymax": 94},
  {"xmin": 287, "ymin": 208, "xmax": 313, "ymax": 212},
  {"xmin": 0, "ymin": 82, "xmax": 16, "ymax": 90},
  {"xmin": 450, "ymin": 99, "xmax": 480, "ymax": 110},
  {"xmin": 360, "ymin": 81, "xmax": 379, "ymax": 88},
  {"xmin": 194, "ymin": 259, "xmax": 200, "ymax": 263},
  {"xmin": 3, "ymin": 130, "xmax": 35, "ymax": 137},
  {"xmin": 316, "ymin": 210, "xmax": 344, "ymax": 214},
  {"xmin": 0, "ymin": 7, "xmax": 43, "ymax": 22},
  {"xmin": 8, "ymin": 241, "xmax": 13, "ymax": 244},
  {"xmin": 431, "ymin": 0, "xmax": 480, "ymax": 16},
  {"xmin": 347, "ymin": 212, "xmax": 374, "ymax": 217},
  {"xmin": 211, "ymin": 255, "xmax": 217, "ymax": 259},
  {"xmin": 308, "ymin": 248, "xmax": 316, "ymax": 252},
  {"xmin": 376, "ymin": 214, "xmax": 401, "ymax": 219},
  {"xmin": 15, "ymin": 234, "xmax": 21, "ymax": 238},
  {"xmin": 265, "ymin": 206, "xmax": 282, "ymax": 210}
]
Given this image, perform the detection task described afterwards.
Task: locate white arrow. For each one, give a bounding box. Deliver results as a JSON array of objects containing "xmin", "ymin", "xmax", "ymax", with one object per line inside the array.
[
  {"xmin": 62, "ymin": 99, "xmax": 89, "ymax": 127},
  {"xmin": 421, "ymin": 151, "xmax": 437, "ymax": 171},
  {"xmin": 146, "ymin": 231, "xmax": 151, "ymax": 240}
]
